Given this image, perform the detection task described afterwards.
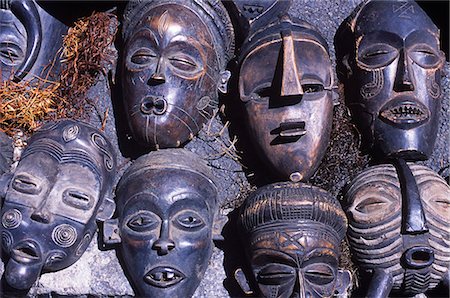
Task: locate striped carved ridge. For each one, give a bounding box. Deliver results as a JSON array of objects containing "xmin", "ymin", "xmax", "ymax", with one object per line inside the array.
[{"xmin": 345, "ymin": 164, "xmax": 450, "ymax": 292}]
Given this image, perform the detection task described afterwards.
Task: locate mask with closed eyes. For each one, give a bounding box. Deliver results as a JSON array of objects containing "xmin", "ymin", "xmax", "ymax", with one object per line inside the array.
[
  {"xmin": 238, "ymin": 15, "xmax": 335, "ymax": 182},
  {"xmin": 238, "ymin": 182, "xmax": 351, "ymax": 298},
  {"xmin": 121, "ymin": 0, "xmax": 234, "ymax": 149},
  {"xmin": 335, "ymin": 0, "xmax": 445, "ymax": 159},
  {"xmin": 0, "ymin": 120, "xmax": 116, "ymax": 290},
  {"xmin": 0, "ymin": 0, "xmax": 67, "ymax": 82},
  {"xmin": 103, "ymin": 149, "xmax": 218, "ymax": 297},
  {"xmin": 345, "ymin": 163, "xmax": 450, "ymax": 296}
]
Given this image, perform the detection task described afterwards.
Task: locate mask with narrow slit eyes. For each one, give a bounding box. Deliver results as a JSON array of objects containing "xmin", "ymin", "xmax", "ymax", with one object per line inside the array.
[
  {"xmin": 110, "ymin": 149, "xmax": 217, "ymax": 298},
  {"xmin": 121, "ymin": 0, "xmax": 234, "ymax": 149},
  {"xmin": 238, "ymin": 183, "xmax": 351, "ymax": 298},
  {"xmin": 0, "ymin": 120, "xmax": 116, "ymax": 290},
  {"xmin": 0, "ymin": 0, "xmax": 67, "ymax": 82},
  {"xmin": 345, "ymin": 164, "xmax": 450, "ymax": 295},
  {"xmin": 238, "ymin": 16, "xmax": 334, "ymax": 182},
  {"xmin": 335, "ymin": 0, "xmax": 445, "ymax": 159}
]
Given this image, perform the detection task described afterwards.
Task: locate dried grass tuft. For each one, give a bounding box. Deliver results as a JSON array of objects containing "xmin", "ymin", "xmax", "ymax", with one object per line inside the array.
[
  {"xmin": 0, "ymin": 11, "xmax": 118, "ymax": 137},
  {"xmin": 0, "ymin": 78, "xmax": 64, "ymax": 136},
  {"xmin": 59, "ymin": 11, "xmax": 118, "ymax": 120}
]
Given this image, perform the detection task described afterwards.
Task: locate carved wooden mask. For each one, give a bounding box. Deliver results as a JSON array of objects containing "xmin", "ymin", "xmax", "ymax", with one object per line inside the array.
[
  {"xmin": 345, "ymin": 163, "xmax": 450, "ymax": 296},
  {"xmin": 335, "ymin": 0, "xmax": 445, "ymax": 160},
  {"xmin": 0, "ymin": 0, "xmax": 67, "ymax": 82},
  {"xmin": 0, "ymin": 120, "xmax": 116, "ymax": 290},
  {"xmin": 238, "ymin": 16, "xmax": 335, "ymax": 182},
  {"xmin": 121, "ymin": 0, "xmax": 234, "ymax": 149},
  {"xmin": 103, "ymin": 149, "xmax": 218, "ymax": 297},
  {"xmin": 238, "ymin": 182, "xmax": 351, "ymax": 297}
]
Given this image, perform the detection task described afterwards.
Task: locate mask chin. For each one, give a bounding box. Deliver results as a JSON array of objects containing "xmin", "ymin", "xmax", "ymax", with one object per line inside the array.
[
  {"xmin": 5, "ymin": 258, "xmax": 44, "ymax": 290},
  {"xmin": 335, "ymin": 269, "xmax": 352, "ymax": 295}
]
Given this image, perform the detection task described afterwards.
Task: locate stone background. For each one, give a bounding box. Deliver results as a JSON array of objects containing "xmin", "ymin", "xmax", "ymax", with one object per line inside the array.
[{"xmin": 0, "ymin": 0, "xmax": 449, "ymax": 297}]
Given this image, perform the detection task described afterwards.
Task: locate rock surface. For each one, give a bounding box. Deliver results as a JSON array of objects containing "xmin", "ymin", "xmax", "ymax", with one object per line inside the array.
[{"xmin": 0, "ymin": 0, "xmax": 448, "ymax": 297}]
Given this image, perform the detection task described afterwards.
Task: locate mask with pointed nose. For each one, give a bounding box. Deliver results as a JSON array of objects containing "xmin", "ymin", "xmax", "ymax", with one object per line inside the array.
[
  {"xmin": 121, "ymin": 0, "xmax": 234, "ymax": 149},
  {"xmin": 238, "ymin": 15, "xmax": 335, "ymax": 182},
  {"xmin": 0, "ymin": 120, "xmax": 116, "ymax": 290},
  {"xmin": 345, "ymin": 163, "xmax": 450, "ymax": 296},
  {"xmin": 238, "ymin": 182, "xmax": 351, "ymax": 298},
  {"xmin": 0, "ymin": 0, "xmax": 68, "ymax": 82},
  {"xmin": 103, "ymin": 149, "xmax": 218, "ymax": 297},
  {"xmin": 335, "ymin": 0, "xmax": 445, "ymax": 160}
]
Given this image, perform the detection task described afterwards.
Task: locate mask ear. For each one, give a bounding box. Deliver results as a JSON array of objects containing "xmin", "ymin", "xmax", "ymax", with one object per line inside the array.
[
  {"xmin": 96, "ymin": 196, "xmax": 116, "ymax": 221},
  {"xmin": 212, "ymin": 213, "xmax": 228, "ymax": 241},
  {"xmin": 342, "ymin": 54, "xmax": 353, "ymax": 79},
  {"xmin": 234, "ymin": 268, "xmax": 253, "ymax": 295},
  {"xmin": 335, "ymin": 269, "xmax": 352, "ymax": 296},
  {"xmin": 218, "ymin": 70, "xmax": 231, "ymax": 94},
  {"xmin": 0, "ymin": 173, "xmax": 13, "ymax": 198},
  {"xmin": 103, "ymin": 218, "xmax": 121, "ymax": 245}
]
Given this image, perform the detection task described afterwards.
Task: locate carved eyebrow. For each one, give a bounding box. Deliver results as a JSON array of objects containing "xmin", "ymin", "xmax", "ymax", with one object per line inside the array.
[{"xmin": 134, "ymin": 28, "xmax": 159, "ymax": 47}]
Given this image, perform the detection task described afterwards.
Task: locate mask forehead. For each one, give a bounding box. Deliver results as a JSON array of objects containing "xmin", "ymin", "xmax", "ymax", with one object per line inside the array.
[
  {"xmin": 240, "ymin": 35, "xmax": 331, "ymax": 97},
  {"xmin": 354, "ymin": 1, "xmax": 438, "ymax": 39},
  {"xmin": 136, "ymin": 4, "xmax": 214, "ymax": 51}
]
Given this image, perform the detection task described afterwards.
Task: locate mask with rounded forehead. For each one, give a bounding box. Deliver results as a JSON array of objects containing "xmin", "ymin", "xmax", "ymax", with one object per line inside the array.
[
  {"xmin": 0, "ymin": 0, "xmax": 67, "ymax": 82},
  {"xmin": 0, "ymin": 120, "xmax": 116, "ymax": 290},
  {"xmin": 104, "ymin": 149, "xmax": 218, "ymax": 297},
  {"xmin": 239, "ymin": 16, "xmax": 335, "ymax": 182},
  {"xmin": 345, "ymin": 163, "xmax": 450, "ymax": 296},
  {"xmin": 238, "ymin": 182, "xmax": 351, "ymax": 298},
  {"xmin": 121, "ymin": 0, "xmax": 234, "ymax": 149},
  {"xmin": 335, "ymin": 0, "xmax": 445, "ymax": 160}
]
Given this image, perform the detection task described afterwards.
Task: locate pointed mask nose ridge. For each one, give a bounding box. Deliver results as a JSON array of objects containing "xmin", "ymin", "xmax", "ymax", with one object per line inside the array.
[
  {"xmin": 149, "ymin": 57, "xmax": 166, "ymax": 84},
  {"xmin": 152, "ymin": 220, "xmax": 175, "ymax": 255},
  {"xmin": 280, "ymin": 30, "xmax": 303, "ymax": 97},
  {"xmin": 394, "ymin": 49, "xmax": 414, "ymax": 92},
  {"xmin": 31, "ymin": 200, "xmax": 53, "ymax": 224},
  {"xmin": 297, "ymin": 271, "xmax": 307, "ymax": 298}
]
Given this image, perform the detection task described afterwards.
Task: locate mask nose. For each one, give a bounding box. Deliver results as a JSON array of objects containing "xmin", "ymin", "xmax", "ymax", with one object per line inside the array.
[
  {"xmin": 30, "ymin": 207, "xmax": 52, "ymax": 224},
  {"xmin": 280, "ymin": 30, "xmax": 303, "ymax": 97},
  {"xmin": 148, "ymin": 57, "xmax": 166, "ymax": 84},
  {"xmin": 152, "ymin": 220, "xmax": 175, "ymax": 255},
  {"xmin": 394, "ymin": 49, "xmax": 414, "ymax": 92},
  {"xmin": 403, "ymin": 246, "xmax": 434, "ymax": 269}
]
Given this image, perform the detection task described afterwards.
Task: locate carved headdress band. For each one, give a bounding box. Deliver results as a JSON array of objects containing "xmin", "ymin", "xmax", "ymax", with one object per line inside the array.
[
  {"xmin": 23, "ymin": 120, "xmax": 116, "ymax": 182},
  {"xmin": 122, "ymin": 0, "xmax": 235, "ymax": 68},
  {"xmin": 239, "ymin": 182, "xmax": 347, "ymax": 241},
  {"xmin": 116, "ymin": 149, "xmax": 217, "ymax": 208}
]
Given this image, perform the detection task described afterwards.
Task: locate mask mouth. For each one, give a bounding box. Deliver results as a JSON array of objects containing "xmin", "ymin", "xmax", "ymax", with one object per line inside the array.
[
  {"xmin": 140, "ymin": 96, "xmax": 167, "ymax": 115},
  {"xmin": 379, "ymin": 97, "xmax": 429, "ymax": 129},
  {"xmin": 11, "ymin": 241, "xmax": 41, "ymax": 263},
  {"xmin": 270, "ymin": 120, "xmax": 306, "ymax": 144},
  {"xmin": 403, "ymin": 246, "xmax": 434, "ymax": 269},
  {"xmin": 144, "ymin": 266, "xmax": 186, "ymax": 288}
]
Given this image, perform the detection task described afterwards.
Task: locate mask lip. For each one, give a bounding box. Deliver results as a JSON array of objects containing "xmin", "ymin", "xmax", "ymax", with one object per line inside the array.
[
  {"xmin": 379, "ymin": 95, "xmax": 430, "ymax": 129},
  {"xmin": 143, "ymin": 265, "xmax": 186, "ymax": 288},
  {"xmin": 10, "ymin": 239, "xmax": 42, "ymax": 264}
]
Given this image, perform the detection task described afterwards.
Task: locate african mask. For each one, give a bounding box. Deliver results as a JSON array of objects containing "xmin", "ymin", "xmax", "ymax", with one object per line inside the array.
[
  {"xmin": 103, "ymin": 149, "xmax": 219, "ymax": 297},
  {"xmin": 0, "ymin": 0, "xmax": 68, "ymax": 82},
  {"xmin": 335, "ymin": 0, "xmax": 445, "ymax": 160},
  {"xmin": 345, "ymin": 162, "xmax": 450, "ymax": 296},
  {"xmin": 238, "ymin": 16, "xmax": 335, "ymax": 182},
  {"xmin": 0, "ymin": 120, "xmax": 116, "ymax": 290},
  {"xmin": 121, "ymin": 0, "xmax": 234, "ymax": 149},
  {"xmin": 237, "ymin": 182, "xmax": 351, "ymax": 297}
]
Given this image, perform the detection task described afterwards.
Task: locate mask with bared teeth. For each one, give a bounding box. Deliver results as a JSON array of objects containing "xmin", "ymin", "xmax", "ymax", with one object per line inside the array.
[
  {"xmin": 335, "ymin": 0, "xmax": 445, "ymax": 159},
  {"xmin": 103, "ymin": 149, "xmax": 218, "ymax": 297}
]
